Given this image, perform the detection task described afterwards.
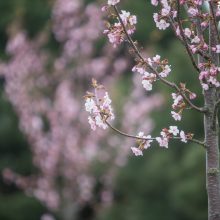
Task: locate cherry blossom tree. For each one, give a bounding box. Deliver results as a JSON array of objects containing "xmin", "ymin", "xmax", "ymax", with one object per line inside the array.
[{"xmin": 84, "ymin": 1, "xmax": 220, "ymax": 219}]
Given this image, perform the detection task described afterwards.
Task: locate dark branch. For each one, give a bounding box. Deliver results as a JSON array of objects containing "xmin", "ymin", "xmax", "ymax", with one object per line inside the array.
[
  {"xmin": 113, "ymin": 5, "xmax": 205, "ymax": 113},
  {"xmin": 105, "ymin": 121, "xmax": 205, "ymax": 147}
]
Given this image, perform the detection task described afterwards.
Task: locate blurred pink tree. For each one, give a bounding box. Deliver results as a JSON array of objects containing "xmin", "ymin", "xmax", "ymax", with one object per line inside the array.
[{"xmin": 0, "ymin": 0, "xmax": 163, "ymax": 219}]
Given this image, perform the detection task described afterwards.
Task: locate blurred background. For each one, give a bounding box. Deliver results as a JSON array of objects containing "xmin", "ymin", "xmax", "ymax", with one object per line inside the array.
[{"xmin": 0, "ymin": 0, "xmax": 207, "ymax": 220}]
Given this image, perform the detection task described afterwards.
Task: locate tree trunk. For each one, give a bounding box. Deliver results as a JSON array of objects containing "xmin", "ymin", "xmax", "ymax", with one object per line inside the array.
[
  {"xmin": 205, "ymin": 2, "xmax": 220, "ymax": 219},
  {"xmin": 204, "ymin": 88, "xmax": 220, "ymax": 220}
]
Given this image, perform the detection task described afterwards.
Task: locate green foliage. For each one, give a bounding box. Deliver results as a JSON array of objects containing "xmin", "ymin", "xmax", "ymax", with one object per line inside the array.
[
  {"xmin": 22, "ymin": 0, "xmax": 51, "ymax": 37},
  {"xmin": 98, "ymin": 146, "xmax": 206, "ymax": 220},
  {"xmin": 0, "ymin": 193, "xmax": 46, "ymax": 220}
]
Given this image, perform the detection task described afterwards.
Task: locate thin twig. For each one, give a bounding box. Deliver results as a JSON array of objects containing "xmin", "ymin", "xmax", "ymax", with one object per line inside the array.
[
  {"xmin": 106, "ymin": 121, "xmax": 155, "ymax": 140},
  {"xmin": 188, "ymin": 139, "xmax": 205, "ymax": 147},
  {"xmin": 176, "ymin": 0, "xmax": 200, "ymax": 72},
  {"xmin": 168, "ymin": 16, "xmax": 210, "ymax": 62},
  {"xmin": 181, "ymin": 3, "xmax": 212, "ymax": 63},
  {"xmin": 113, "ymin": 5, "xmax": 205, "ymax": 113},
  {"xmin": 105, "ymin": 121, "xmax": 205, "ymax": 147}
]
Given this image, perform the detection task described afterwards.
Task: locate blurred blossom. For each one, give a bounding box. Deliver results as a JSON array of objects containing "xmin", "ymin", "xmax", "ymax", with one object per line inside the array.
[
  {"xmin": 41, "ymin": 214, "xmax": 55, "ymax": 220},
  {"xmin": 1, "ymin": 0, "xmax": 163, "ymax": 218}
]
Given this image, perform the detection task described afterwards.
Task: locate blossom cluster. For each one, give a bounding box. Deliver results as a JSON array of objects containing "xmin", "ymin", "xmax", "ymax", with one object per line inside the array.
[
  {"xmin": 108, "ymin": 0, "xmax": 120, "ymax": 6},
  {"xmin": 85, "ymin": 81, "xmax": 115, "ymax": 130},
  {"xmin": 131, "ymin": 126, "xmax": 191, "ymax": 156},
  {"xmin": 130, "ymin": 132, "xmax": 153, "ymax": 156},
  {"xmin": 199, "ymin": 63, "xmax": 220, "ymax": 90},
  {"xmin": 132, "ymin": 55, "xmax": 171, "ymax": 91},
  {"xmin": 170, "ymin": 82, "xmax": 196, "ymax": 121},
  {"xmin": 151, "ymin": 0, "xmax": 220, "ymax": 32},
  {"xmin": 178, "ymin": 26, "xmax": 209, "ymax": 54},
  {"xmin": 1, "ymin": 0, "xmax": 132, "ymax": 215},
  {"xmin": 152, "ymin": 0, "xmax": 220, "ymax": 56},
  {"xmin": 103, "ymin": 9, "xmax": 137, "ymax": 47},
  {"xmin": 152, "ymin": 0, "xmax": 176, "ymax": 30},
  {"xmin": 98, "ymin": 0, "xmax": 202, "ymax": 159}
]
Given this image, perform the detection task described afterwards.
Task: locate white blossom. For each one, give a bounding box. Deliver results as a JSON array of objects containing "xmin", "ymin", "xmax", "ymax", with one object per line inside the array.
[
  {"xmin": 108, "ymin": 0, "xmax": 120, "ymax": 6},
  {"xmin": 131, "ymin": 147, "xmax": 143, "ymax": 156},
  {"xmin": 169, "ymin": 126, "xmax": 179, "ymax": 136}
]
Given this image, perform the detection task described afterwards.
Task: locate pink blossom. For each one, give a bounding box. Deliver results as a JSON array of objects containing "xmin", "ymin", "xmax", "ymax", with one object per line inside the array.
[
  {"xmin": 159, "ymin": 65, "xmax": 171, "ymax": 77},
  {"xmin": 153, "ymin": 13, "xmax": 170, "ymax": 30},
  {"xmin": 85, "ymin": 98, "xmax": 97, "ymax": 113},
  {"xmin": 172, "ymin": 93, "xmax": 183, "ymax": 108},
  {"xmin": 107, "ymin": 0, "xmax": 120, "ymax": 6},
  {"xmin": 216, "ymin": 8, "xmax": 220, "ymax": 16},
  {"xmin": 184, "ymin": 28, "xmax": 191, "ymax": 38},
  {"xmin": 201, "ymin": 21, "xmax": 208, "ymax": 28},
  {"xmin": 131, "ymin": 147, "xmax": 143, "ymax": 156},
  {"xmin": 85, "ymin": 91, "xmax": 115, "ymax": 130},
  {"xmin": 151, "ymin": 0, "xmax": 158, "ymax": 6},
  {"xmin": 189, "ymin": 93, "xmax": 196, "ymax": 100},
  {"xmin": 156, "ymin": 137, "xmax": 169, "ymax": 148},
  {"xmin": 176, "ymin": 26, "xmax": 180, "ymax": 36},
  {"xmin": 190, "ymin": 45, "xmax": 197, "ymax": 53},
  {"xmin": 161, "ymin": 6, "xmax": 171, "ymax": 16},
  {"xmin": 88, "ymin": 116, "xmax": 97, "ymax": 130},
  {"xmin": 216, "ymin": 45, "xmax": 220, "ymax": 53},
  {"xmin": 169, "ymin": 126, "xmax": 179, "ymax": 136},
  {"xmin": 153, "ymin": 55, "xmax": 161, "ymax": 63},
  {"xmin": 171, "ymin": 111, "xmax": 181, "ymax": 121},
  {"xmin": 142, "ymin": 79, "xmax": 153, "ymax": 91},
  {"xmin": 101, "ymin": 6, "xmax": 108, "ymax": 12},
  {"xmin": 199, "ymin": 70, "xmax": 209, "ymax": 80},
  {"xmin": 120, "ymin": 10, "xmax": 131, "ymax": 25},
  {"xmin": 180, "ymin": 130, "xmax": 187, "ymax": 143},
  {"xmin": 191, "ymin": 36, "xmax": 200, "ymax": 44},
  {"xmin": 188, "ymin": 7, "xmax": 198, "ymax": 16},
  {"xmin": 41, "ymin": 214, "xmax": 55, "ymax": 220},
  {"xmin": 137, "ymin": 132, "xmax": 153, "ymax": 149},
  {"xmin": 144, "ymin": 136, "xmax": 153, "ymax": 149},
  {"xmin": 202, "ymin": 83, "xmax": 209, "ymax": 90}
]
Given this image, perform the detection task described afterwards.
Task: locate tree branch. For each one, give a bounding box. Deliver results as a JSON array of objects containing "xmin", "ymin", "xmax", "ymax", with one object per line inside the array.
[
  {"xmin": 105, "ymin": 121, "xmax": 205, "ymax": 148},
  {"xmin": 105, "ymin": 121, "xmax": 155, "ymax": 140},
  {"xmin": 176, "ymin": 0, "xmax": 200, "ymax": 72},
  {"xmin": 113, "ymin": 5, "xmax": 205, "ymax": 113},
  {"xmin": 209, "ymin": 1, "xmax": 220, "ymax": 45}
]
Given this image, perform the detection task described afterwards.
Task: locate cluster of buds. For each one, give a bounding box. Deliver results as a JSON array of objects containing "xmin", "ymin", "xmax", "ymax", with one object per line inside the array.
[
  {"xmin": 212, "ymin": 44, "xmax": 220, "ymax": 54},
  {"xmin": 83, "ymin": 0, "xmax": 205, "ymax": 157},
  {"xmin": 132, "ymin": 55, "xmax": 171, "ymax": 91},
  {"xmin": 107, "ymin": 0, "xmax": 120, "ymax": 6},
  {"xmin": 182, "ymin": 0, "xmax": 220, "ymax": 18},
  {"xmin": 152, "ymin": 0, "xmax": 177, "ymax": 30},
  {"xmin": 85, "ymin": 80, "xmax": 115, "ymax": 130},
  {"xmin": 103, "ymin": 7, "xmax": 137, "ymax": 47},
  {"xmin": 131, "ymin": 126, "xmax": 193, "ymax": 156},
  {"xmin": 179, "ymin": 27, "xmax": 207, "ymax": 51},
  {"xmin": 171, "ymin": 83, "xmax": 196, "ymax": 121},
  {"xmin": 175, "ymin": 8, "xmax": 220, "ymax": 55},
  {"xmin": 131, "ymin": 132, "xmax": 153, "ymax": 156},
  {"xmin": 189, "ymin": 38, "xmax": 208, "ymax": 54},
  {"xmin": 84, "ymin": 81, "xmax": 194, "ymax": 156},
  {"xmin": 199, "ymin": 62, "xmax": 220, "ymax": 90}
]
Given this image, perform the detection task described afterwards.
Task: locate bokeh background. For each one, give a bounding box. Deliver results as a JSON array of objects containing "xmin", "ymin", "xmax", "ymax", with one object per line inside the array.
[{"xmin": 0, "ymin": 0, "xmax": 207, "ymax": 220}]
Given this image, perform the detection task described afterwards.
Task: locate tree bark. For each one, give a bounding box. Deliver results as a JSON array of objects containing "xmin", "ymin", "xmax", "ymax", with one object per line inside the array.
[
  {"xmin": 204, "ymin": 88, "xmax": 220, "ymax": 220},
  {"xmin": 205, "ymin": 2, "xmax": 220, "ymax": 219}
]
